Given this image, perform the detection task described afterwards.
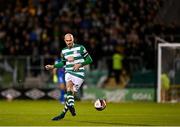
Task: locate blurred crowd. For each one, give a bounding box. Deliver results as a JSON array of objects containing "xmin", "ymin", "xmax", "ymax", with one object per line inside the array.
[{"xmin": 0, "ymin": 0, "xmax": 180, "ymax": 72}]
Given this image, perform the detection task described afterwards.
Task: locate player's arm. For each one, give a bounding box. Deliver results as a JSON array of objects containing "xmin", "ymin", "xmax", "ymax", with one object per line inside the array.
[
  {"xmin": 54, "ymin": 53, "xmax": 66, "ymax": 68},
  {"xmin": 53, "ymin": 68, "xmax": 57, "ymax": 74},
  {"xmin": 81, "ymin": 55, "xmax": 93, "ymax": 66},
  {"xmin": 81, "ymin": 46, "xmax": 93, "ymax": 66},
  {"xmin": 45, "ymin": 61, "xmax": 64, "ymax": 70},
  {"xmin": 45, "ymin": 54, "xmax": 65, "ymax": 70}
]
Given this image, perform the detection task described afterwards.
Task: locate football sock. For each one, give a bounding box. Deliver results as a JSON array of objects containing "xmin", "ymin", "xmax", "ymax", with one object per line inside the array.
[
  {"xmin": 61, "ymin": 91, "xmax": 75, "ymax": 115},
  {"xmin": 62, "ymin": 104, "xmax": 68, "ymax": 114},
  {"xmin": 61, "ymin": 92, "xmax": 68, "ymax": 114},
  {"xmin": 66, "ymin": 91, "xmax": 74, "ymax": 106},
  {"xmin": 59, "ymin": 89, "xmax": 65, "ymax": 103}
]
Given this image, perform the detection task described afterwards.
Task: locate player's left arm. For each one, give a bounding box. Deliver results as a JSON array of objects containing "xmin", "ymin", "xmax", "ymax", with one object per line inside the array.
[
  {"xmin": 81, "ymin": 46, "xmax": 93, "ymax": 66},
  {"xmin": 73, "ymin": 46, "xmax": 93, "ymax": 71},
  {"xmin": 81, "ymin": 55, "xmax": 93, "ymax": 66}
]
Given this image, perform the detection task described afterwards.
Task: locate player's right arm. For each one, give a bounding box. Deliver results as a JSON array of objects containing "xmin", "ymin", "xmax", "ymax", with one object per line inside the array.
[
  {"xmin": 45, "ymin": 61, "xmax": 64, "ymax": 70},
  {"xmin": 45, "ymin": 64, "xmax": 55, "ymax": 70},
  {"xmin": 45, "ymin": 53, "xmax": 65, "ymax": 70}
]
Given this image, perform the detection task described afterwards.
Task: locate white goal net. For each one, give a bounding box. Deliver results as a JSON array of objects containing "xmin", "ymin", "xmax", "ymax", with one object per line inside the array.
[{"xmin": 157, "ymin": 38, "xmax": 180, "ymax": 103}]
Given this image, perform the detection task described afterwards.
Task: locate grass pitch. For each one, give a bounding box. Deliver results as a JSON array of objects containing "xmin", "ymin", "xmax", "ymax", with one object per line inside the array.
[{"xmin": 0, "ymin": 100, "xmax": 180, "ymax": 126}]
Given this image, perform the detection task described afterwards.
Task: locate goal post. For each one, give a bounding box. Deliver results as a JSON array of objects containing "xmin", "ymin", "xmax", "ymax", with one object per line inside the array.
[{"xmin": 157, "ymin": 41, "xmax": 180, "ymax": 103}]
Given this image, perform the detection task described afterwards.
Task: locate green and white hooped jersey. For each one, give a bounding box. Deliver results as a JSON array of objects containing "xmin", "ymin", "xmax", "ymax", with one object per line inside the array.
[{"xmin": 61, "ymin": 44, "xmax": 89, "ymax": 79}]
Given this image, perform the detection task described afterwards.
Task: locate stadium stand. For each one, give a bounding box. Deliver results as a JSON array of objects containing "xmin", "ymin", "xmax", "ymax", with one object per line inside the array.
[{"xmin": 0, "ymin": 0, "xmax": 180, "ymax": 88}]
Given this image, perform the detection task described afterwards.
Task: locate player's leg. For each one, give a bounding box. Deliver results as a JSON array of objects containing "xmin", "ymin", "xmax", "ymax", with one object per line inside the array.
[
  {"xmin": 52, "ymin": 88, "xmax": 69, "ymax": 121},
  {"xmin": 114, "ymin": 70, "xmax": 121, "ymax": 85},
  {"xmin": 52, "ymin": 73, "xmax": 83, "ymax": 120},
  {"xmin": 58, "ymin": 80, "xmax": 75, "ymax": 116},
  {"xmin": 67, "ymin": 74, "xmax": 84, "ymax": 116},
  {"xmin": 60, "ymin": 87, "xmax": 65, "ymax": 104},
  {"xmin": 66, "ymin": 80, "xmax": 79, "ymax": 116},
  {"xmin": 51, "ymin": 103, "xmax": 68, "ymax": 121},
  {"xmin": 52, "ymin": 74, "xmax": 74, "ymax": 120},
  {"xmin": 61, "ymin": 73, "xmax": 84, "ymax": 116},
  {"xmin": 58, "ymin": 75, "xmax": 66, "ymax": 104},
  {"xmin": 59, "ymin": 83, "xmax": 66, "ymax": 104}
]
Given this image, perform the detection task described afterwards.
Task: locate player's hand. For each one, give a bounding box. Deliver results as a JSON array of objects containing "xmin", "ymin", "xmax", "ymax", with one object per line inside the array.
[
  {"xmin": 73, "ymin": 63, "xmax": 81, "ymax": 71},
  {"xmin": 45, "ymin": 65, "xmax": 54, "ymax": 70}
]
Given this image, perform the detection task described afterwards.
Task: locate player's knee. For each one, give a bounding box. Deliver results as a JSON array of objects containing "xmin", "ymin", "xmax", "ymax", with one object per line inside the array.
[{"xmin": 66, "ymin": 84, "xmax": 73, "ymax": 91}]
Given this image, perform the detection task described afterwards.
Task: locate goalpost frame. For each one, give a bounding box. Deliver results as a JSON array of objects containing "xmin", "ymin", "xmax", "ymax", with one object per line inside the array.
[{"xmin": 157, "ymin": 43, "xmax": 180, "ymax": 103}]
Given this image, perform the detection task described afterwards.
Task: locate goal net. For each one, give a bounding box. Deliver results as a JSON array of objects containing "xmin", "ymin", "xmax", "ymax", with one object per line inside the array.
[{"xmin": 157, "ymin": 38, "xmax": 180, "ymax": 103}]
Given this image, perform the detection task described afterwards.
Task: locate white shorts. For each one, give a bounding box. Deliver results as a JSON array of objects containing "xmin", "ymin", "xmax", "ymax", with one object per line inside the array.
[{"xmin": 65, "ymin": 73, "xmax": 84, "ymax": 92}]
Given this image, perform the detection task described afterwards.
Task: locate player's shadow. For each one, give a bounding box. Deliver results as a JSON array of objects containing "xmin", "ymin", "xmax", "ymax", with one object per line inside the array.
[{"xmin": 66, "ymin": 119, "xmax": 151, "ymax": 126}]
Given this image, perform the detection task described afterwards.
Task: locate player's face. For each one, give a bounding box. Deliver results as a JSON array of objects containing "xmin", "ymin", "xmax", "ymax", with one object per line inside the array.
[{"xmin": 64, "ymin": 34, "xmax": 74, "ymax": 48}]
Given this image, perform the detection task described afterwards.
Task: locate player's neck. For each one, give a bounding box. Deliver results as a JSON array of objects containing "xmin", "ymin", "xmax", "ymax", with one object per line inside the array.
[{"xmin": 68, "ymin": 43, "xmax": 75, "ymax": 49}]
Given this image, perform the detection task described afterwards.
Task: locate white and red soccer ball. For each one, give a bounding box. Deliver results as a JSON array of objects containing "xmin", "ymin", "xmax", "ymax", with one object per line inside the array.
[{"xmin": 94, "ymin": 99, "xmax": 106, "ymax": 111}]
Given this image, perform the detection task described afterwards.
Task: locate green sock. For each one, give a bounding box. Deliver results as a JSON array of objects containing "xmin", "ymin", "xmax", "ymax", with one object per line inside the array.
[
  {"xmin": 62, "ymin": 104, "xmax": 68, "ymax": 114},
  {"xmin": 66, "ymin": 91, "xmax": 74, "ymax": 106}
]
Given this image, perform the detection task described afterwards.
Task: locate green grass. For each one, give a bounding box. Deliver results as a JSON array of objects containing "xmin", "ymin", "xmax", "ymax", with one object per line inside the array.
[{"xmin": 0, "ymin": 100, "xmax": 180, "ymax": 126}]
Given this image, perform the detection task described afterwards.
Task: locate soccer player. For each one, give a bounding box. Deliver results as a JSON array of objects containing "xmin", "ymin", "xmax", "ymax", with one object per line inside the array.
[
  {"xmin": 45, "ymin": 33, "xmax": 93, "ymax": 120},
  {"xmin": 53, "ymin": 58, "xmax": 66, "ymax": 104}
]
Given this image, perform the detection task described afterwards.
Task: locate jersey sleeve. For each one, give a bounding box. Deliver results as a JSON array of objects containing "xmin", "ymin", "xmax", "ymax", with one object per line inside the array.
[
  {"xmin": 60, "ymin": 52, "xmax": 66, "ymax": 61},
  {"xmin": 54, "ymin": 52, "xmax": 66, "ymax": 68},
  {"xmin": 80, "ymin": 45, "xmax": 93, "ymax": 66},
  {"xmin": 81, "ymin": 46, "xmax": 89, "ymax": 58}
]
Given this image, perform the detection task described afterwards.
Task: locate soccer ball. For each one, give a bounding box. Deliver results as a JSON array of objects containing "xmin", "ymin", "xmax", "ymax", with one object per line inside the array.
[{"xmin": 94, "ymin": 99, "xmax": 106, "ymax": 111}]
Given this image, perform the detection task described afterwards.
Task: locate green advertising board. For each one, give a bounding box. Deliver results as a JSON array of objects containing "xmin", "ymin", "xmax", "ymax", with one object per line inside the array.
[{"xmin": 83, "ymin": 86, "xmax": 155, "ymax": 102}]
